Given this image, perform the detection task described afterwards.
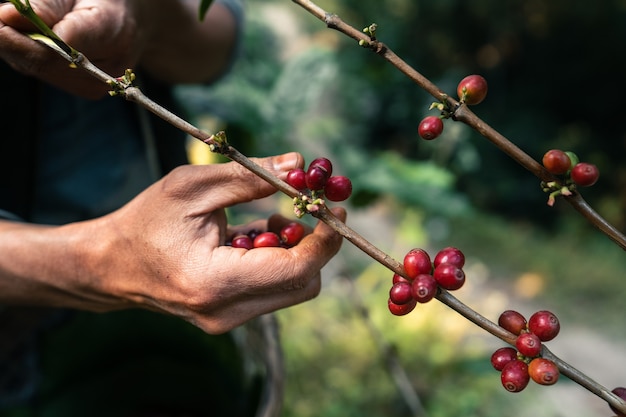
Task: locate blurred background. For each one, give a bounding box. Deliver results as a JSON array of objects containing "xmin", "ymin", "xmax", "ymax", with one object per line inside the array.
[{"xmin": 176, "ymin": 0, "xmax": 626, "ymax": 415}]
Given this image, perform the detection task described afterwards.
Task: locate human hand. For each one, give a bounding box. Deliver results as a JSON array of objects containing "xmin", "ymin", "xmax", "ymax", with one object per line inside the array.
[
  {"xmin": 0, "ymin": 0, "xmax": 144, "ymax": 98},
  {"xmin": 75, "ymin": 152, "xmax": 346, "ymax": 334},
  {"xmin": 0, "ymin": 0, "xmax": 238, "ymax": 98}
]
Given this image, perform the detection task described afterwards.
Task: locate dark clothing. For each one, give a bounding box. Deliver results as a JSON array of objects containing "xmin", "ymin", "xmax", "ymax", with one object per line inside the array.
[{"xmin": 0, "ymin": 57, "xmax": 259, "ymax": 416}]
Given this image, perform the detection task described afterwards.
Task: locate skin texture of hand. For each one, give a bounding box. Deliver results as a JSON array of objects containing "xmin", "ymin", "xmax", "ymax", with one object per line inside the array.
[
  {"xmin": 0, "ymin": 153, "xmax": 346, "ymax": 334},
  {"xmin": 0, "ymin": 0, "xmax": 236, "ymax": 98}
]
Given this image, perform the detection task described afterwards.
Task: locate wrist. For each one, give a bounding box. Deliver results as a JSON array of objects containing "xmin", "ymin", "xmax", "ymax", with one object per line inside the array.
[{"xmin": 0, "ymin": 219, "xmax": 129, "ymax": 311}]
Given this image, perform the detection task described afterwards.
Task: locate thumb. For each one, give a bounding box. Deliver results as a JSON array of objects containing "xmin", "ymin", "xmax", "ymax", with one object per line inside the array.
[
  {"xmin": 0, "ymin": 1, "xmax": 67, "ymax": 31},
  {"xmin": 171, "ymin": 152, "xmax": 304, "ymax": 212}
]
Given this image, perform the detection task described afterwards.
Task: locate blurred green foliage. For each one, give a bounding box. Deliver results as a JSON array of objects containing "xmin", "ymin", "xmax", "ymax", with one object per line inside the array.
[
  {"xmin": 177, "ymin": 1, "xmax": 626, "ymax": 415},
  {"xmin": 180, "ymin": 0, "xmax": 626, "ymax": 228}
]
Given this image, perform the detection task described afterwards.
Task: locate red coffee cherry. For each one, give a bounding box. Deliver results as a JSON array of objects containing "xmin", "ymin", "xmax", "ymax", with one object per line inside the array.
[
  {"xmin": 498, "ymin": 310, "xmax": 527, "ymax": 335},
  {"xmin": 389, "ymin": 281, "xmax": 414, "ymax": 305},
  {"xmin": 609, "ymin": 387, "xmax": 626, "ymax": 417},
  {"xmin": 403, "ymin": 248, "xmax": 432, "ymax": 279},
  {"xmin": 433, "ymin": 263, "xmax": 465, "ymax": 290},
  {"xmin": 542, "ymin": 149, "xmax": 572, "ymax": 175},
  {"xmin": 306, "ymin": 165, "xmax": 330, "ymax": 191},
  {"xmin": 571, "ymin": 162, "xmax": 599, "ymax": 187},
  {"xmin": 247, "ymin": 229, "xmax": 262, "ymax": 241},
  {"xmin": 418, "ymin": 116, "xmax": 444, "ymax": 140},
  {"xmin": 309, "ymin": 157, "xmax": 333, "ymax": 177},
  {"xmin": 286, "ymin": 168, "xmax": 308, "ymax": 191},
  {"xmin": 324, "ymin": 175, "xmax": 353, "ymax": 202},
  {"xmin": 392, "ymin": 273, "xmax": 411, "ymax": 284},
  {"xmin": 515, "ymin": 332, "xmax": 542, "ymax": 358},
  {"xmin": 280, "ymin": 222, "xmax": 306, "ymax": 247},
  {"xmin": 528, "ymin": 310, "xmax": 560, "ymax": 342},
  {"xmin": 457, "ymin": 74, "xmax": 488, "ymax": 105},
  {"xmin": 231, "ymin": 234, "xmax": 254, "ymax": 249},
  {"xmin": 490, "ymin": 347, "xmax": 518, "ymax": 372},
  {"xmin": 433, "ymin": 246, "xmax": 465, "ymax": 268},
  {"xmin": 528, "ymin": 358, "xmax": 559, "ymax": 386},
  {"xmin": 500, "ymin": 360, "xmax": 530, "ymax": 393},
  {"xmin": 253, "ymin": 232, "xmax": 282, "ymax": 248},
  {"xmin": 410, "ymin": 274, "xmax": 438, "ymax": 303},
  {"xmin": 388, "ymin": 298, "xmax": 417, "ymax": 316}
]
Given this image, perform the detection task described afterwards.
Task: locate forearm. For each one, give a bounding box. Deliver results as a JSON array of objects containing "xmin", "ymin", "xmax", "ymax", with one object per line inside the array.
[
  {"xmin": 138, "ymin": 0, "xmax": 240, "ymax": 84},
  {"xmin": 0, "ymin": 219, "xmax": 125, "ymax": 311}
]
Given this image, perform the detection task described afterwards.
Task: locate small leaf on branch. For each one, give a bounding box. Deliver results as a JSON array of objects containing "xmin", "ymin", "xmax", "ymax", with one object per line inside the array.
[
  {"xmin": 9, "ymin": 0, "xmax": 80, "ymax": 62},
  {"xmin": 198, "ymin": 0, "xmax": 215, "ymax": 21}
]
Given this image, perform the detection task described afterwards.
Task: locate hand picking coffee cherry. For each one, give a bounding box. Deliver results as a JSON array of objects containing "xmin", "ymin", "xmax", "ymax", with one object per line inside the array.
[
  {"xmin": 457, "ymin": 74, "xmax": 488, "ymax": 105},
  {"xmin": 227, "ymin": 222, "xmax": 307, "ymax": 249},
  {"xmin": 418, "ymin": 115, "xmax": 444, "ymax": 140}
]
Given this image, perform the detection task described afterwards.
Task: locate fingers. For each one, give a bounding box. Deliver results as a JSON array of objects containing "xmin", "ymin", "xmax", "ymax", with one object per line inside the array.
[
  {"xmin": 163, "ymin": 152, "xmax": 304, "ymax": 214},
  {"xmin": 189, "ymin": 208, "xmax": 346, "ymax": 334},
  {"xmin": 192, "ymin": 274, "xmax": 322, "ymax": 334},
  {"xmin": 0, "ymin": 1, "xmax": 68, "ymax": 30},
  {"xmin": 223, "ymin": 207, "xmax": 345, "ymax": 292},
  {"xmin": 210, "ymin": 206, "xmax": 345, "ymax": 294},
  {"xmin": 286, "ymin": 206, "xmax": 346, "ymax": 282}
]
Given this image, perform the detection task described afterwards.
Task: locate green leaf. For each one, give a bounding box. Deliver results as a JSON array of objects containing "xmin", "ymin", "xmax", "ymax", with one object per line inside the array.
[{"xmin": 198, "ymin": 0, "xmax": 214, "ymax": 21}]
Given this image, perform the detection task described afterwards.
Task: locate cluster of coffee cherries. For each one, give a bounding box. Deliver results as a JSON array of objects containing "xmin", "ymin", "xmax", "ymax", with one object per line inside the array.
[
  {"xmin": 286, "ymin": 157, "xmax": 352, "ymax": 217},
  {"xmin": 388, "ymin": 247, "xmax": 466, "ymax": 316},
  {"xmin": 228, "ymin": 222, "xmax": 306, "ymax": 249},
  {"xmin": 418, "ymin": 74, "xmax": 488, "ymax": 141},
  {"xmin": 491, "ymin": 309, "xmax": 561, "ymax": 393},
  {"xmin": 541, "ymin": 149, "xmax": 599, "ymax": 206}
]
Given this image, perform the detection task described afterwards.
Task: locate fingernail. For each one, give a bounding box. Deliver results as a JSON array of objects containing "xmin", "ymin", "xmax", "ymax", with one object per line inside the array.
[{"xmin": 273, "ymin": 152, "xmax": 300, "ymax": 173}]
